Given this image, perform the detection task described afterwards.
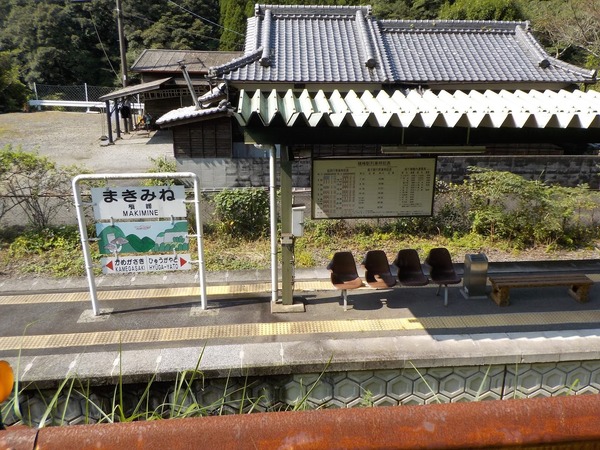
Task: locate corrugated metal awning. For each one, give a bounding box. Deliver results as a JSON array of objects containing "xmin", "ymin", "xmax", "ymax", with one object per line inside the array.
[
  {"xmin": 236, "ymin": 88, "xmax": 600, "ymax": 129},
  {"xmin": 98, "ymin": 77, "xmax": 172, "ymax": 101}
]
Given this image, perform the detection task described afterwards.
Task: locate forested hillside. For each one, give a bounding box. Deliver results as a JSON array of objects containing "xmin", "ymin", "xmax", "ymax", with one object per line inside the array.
[{"xmin": 0, "ymin": 0, "xmax": 598, "ymax": 111}]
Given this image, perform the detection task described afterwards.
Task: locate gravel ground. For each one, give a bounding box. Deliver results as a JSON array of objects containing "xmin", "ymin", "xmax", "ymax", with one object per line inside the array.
[{"xmin": 0, "ymin": 110, "xmax": 173, "ymax": 173}]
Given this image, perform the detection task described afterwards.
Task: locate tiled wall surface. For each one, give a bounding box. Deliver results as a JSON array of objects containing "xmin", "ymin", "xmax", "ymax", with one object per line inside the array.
[{"xmin": 3, "ymin": 360, "xmax": 600, "ymax": 426}]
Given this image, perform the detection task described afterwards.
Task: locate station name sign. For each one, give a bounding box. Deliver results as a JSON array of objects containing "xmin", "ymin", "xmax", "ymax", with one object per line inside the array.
[{"xmin": 91, "ymin": 186, "xmax": 186, "ymax": 220}]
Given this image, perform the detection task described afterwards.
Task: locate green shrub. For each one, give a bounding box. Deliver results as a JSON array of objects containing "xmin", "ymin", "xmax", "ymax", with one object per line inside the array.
[
  {"xmin": 211, "ymin": 188, "xmax": 270, "ymax": 240},
  {"xmin": 143, "ymin": 155, "xmax": 180, "ymax": 186},
  {"xmin": 462, "ymin": 167, "xmax": 599, "ymax": 248},
  {"xmin": 8, "ymin": 226, "xmax": 90, "ymax": 276}
]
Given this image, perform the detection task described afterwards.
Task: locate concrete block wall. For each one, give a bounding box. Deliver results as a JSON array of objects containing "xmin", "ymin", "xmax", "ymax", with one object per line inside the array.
[
  {"xmin": 177, "ymin": 156, "xmax": 600, "ymax": 189},
  {"xmin": 4, "ymin": 360, "xmax": 600, "ymax": 426}
]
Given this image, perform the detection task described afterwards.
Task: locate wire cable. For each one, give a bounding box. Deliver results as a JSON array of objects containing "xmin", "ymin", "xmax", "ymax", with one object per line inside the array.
[
  {"xmin": 125, "ymin": 11, "xmax": 225, "ymax": 46},
  {"xmin": 89, "ymin": 10, "xmax": 119, "ymax": 78},
  {"xmin": 167, "ymin": 0, "xmax": 244, "ymax": 36}
]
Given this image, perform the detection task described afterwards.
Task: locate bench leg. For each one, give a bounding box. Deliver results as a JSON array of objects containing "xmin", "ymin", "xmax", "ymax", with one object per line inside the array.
[
  {"xmin": 342, "ymin": 289, "xmax": 348, "ymax": 311},
  {"xmin": 569, "ymin": 284, "xmax": 591, "ymax": 303},
  {"xmin": 490, "ymin": 285, "xmax": 510, "ymax": 306}
]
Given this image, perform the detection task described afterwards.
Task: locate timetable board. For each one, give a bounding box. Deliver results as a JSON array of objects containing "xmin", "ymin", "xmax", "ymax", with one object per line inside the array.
[{"xmin": 311, "ymin": 158, "xmax": 436, "ymax": 219}]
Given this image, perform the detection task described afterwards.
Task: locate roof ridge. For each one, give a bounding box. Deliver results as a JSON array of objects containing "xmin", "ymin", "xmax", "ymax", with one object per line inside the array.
[
  {"xmin": 380, "ymin": 19, "xmax": 527, "ymax": 32},
  {"xmin": 210, "ymin": 48, "xmax": 263, "ymax": 76},
  {"xmin": 356, "ymin": 9, "xmax": 376, "ymax": 69},
  {"xmin": 369, "ymin": 19, "xmax": 393, "ymax": 83},
  {"xmin": 255, "ymin": 4, "xmax": 371, "ymax": 17}
]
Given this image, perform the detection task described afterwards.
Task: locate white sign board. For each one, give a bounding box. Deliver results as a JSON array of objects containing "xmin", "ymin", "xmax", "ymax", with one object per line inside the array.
[
  {"xmin": 312, "ymin": 158, "xmax": 436, "ymax": 219},
  {"xmin": 91, "ymin": 186, "xmax": 186, "ymax": 220},
  {"xmin": 101, "ymin": 254, "xmax": 192, "ymax": 274}
]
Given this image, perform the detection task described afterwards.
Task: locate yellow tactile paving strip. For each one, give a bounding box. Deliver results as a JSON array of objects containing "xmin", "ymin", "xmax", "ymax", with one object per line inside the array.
[
  {"xmin": 0, "ymin": 281, "xmax": 334, "ymax": 305},
  {"xmin": 0, "ymin": 310, "xmax": 599, "ymax": 352},
  {"xmin": 0, "ymin": 276, "xmax": 599, "ymax": 352}
]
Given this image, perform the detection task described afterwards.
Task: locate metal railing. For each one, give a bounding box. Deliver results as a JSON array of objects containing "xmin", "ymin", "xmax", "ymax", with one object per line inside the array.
[{"xmin": 29, "ymin": 83, "xmax": 116, "ymax": 111}]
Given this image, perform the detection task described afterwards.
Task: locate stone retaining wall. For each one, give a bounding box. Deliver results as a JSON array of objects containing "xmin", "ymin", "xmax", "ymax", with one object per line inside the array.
[{"xmin": 4, "ymin": 360, "xmax": 599, "ymax": 427}]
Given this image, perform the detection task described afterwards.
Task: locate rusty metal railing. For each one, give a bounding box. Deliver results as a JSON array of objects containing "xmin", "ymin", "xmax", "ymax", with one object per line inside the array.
[{"xmin": 2, "ymin": 394, "xmax": 599, "ymax": 449}]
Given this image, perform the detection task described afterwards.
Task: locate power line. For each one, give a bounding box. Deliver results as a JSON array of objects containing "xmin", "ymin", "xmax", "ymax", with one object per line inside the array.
[
  {"xmin": 124, "ymin": 11, "xmax": 225, "ymax": 46},
  {"xmin": 88, "ymin": 9, "xmax": 119, "ymax": 78}
]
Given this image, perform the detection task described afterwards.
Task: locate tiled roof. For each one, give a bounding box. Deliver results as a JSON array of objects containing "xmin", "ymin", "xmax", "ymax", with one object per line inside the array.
[
  {"xmin": 131, "ymin": 49, "xmax": 242, "ymax": 74},
  {"xmin": 211, "ymin": 5, "xmax": 596, "ymax": 87},
  {"xmin": 156, "ymin": 100, "xmax": 233, "ymax": 127},
  {"xmin": 98, "ymin": 78, "xmax": 172, "ymax": 101}
]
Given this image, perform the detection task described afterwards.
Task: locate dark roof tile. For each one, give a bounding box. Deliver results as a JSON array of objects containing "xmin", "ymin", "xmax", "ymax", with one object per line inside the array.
[
  {"xmin": 131, "ymin": 50, "xmax": 242, "ymax": 74},
  {"xmin": 211, "ymin": 6, "xmax": 596, "ymax": 87}
]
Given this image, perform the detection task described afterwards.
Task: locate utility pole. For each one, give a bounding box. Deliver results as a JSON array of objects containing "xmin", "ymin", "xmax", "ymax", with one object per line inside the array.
[
  {"xmin": 115, "ymin": 0, "xmax": 127, "ymax": 87},
  {"xmin": 72, "ymin": 0, "xmax": 127, "ymax": 87}
]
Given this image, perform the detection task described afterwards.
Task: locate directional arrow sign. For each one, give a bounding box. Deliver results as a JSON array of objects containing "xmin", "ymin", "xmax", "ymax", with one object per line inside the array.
[{"xmin": 101, "ymin": 254, "xmax": 192, "ymax": 274}]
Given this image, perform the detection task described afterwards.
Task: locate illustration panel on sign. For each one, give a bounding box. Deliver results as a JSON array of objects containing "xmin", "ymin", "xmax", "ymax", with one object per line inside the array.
[{"xmin": 96, "ymin": 221, "xmax": 189, "ymax": 255}]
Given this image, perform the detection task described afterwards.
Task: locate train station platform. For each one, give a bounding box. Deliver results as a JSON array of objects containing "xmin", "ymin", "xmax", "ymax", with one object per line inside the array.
[{"xmin": 1, "ymin": 260, "xmax": 600, "ymax": 388}]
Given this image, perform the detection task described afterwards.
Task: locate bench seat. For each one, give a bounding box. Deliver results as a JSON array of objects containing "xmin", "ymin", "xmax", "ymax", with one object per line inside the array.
[{"xmin": 488, "ymin": 273, "xmax": 593, "ymax": 306}]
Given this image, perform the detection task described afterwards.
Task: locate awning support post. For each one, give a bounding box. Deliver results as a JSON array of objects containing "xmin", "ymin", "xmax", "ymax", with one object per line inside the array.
[
  {"xmin": 280, "ymin": 144, "xmax": 294, "ymax": 305},
  {"xmin": 269, "ymin": 145, "xmax": 278, "ymax": 303},
  {"xmin": 104, "ymin": 101, "xmax": 113, "ymax": 144}
]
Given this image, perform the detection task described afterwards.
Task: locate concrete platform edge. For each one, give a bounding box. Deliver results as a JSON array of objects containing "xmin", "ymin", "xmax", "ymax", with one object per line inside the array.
[{"xmin": 5, "ymin": 329, "xmax": 600, "ymax": 388}]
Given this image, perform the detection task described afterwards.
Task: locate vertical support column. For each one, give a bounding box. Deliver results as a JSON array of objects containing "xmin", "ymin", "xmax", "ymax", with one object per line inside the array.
[
  {"xmin": 33, "ymin": 83, "xmax": 41, "ymax": 111},
  {"xmin": 191, "ymin": 174, "xmax": 207, "ymax": 310},
  {"xmin": 72, "ymin": 176, "xmax": 99, "ymax": 315},
  {"xmin": 280, "ymin": 144, "xmax": 294, "ymax": 305},
  {"xmin": 269, "ymin": 146, "xmax": 278, "ymax": 303},
  {"xmin": 115, "ymin": 100, "xmax": 122, "ymax": 139},
  {"xmin": 85, "ymin": 83, "xmax": 90, "ymax": 113},
  {"xmin": 105, "ymin": 101, "xmax": 114, "ymax": 144}
]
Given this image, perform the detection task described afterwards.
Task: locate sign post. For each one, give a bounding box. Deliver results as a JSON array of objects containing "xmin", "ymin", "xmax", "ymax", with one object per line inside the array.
[{"xmin": 72, "ymin": 173, "xmax": 207, "ymax": 315}]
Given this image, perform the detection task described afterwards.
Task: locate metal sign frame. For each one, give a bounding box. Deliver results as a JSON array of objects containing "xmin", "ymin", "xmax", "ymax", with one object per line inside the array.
[{"xmin": 72, "ymin": 172, "xmax": 206, "ymax": 315}]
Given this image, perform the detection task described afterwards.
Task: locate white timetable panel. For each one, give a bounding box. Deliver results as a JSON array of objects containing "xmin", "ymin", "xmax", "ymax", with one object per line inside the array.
[{"xmin": 312, "ymin": 158, "xmax": 436, "ymax": 219}]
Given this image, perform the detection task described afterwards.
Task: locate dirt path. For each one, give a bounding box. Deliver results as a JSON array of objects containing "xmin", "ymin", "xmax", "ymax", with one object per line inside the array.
[{"xmin": 0, "ymin": 110, "xmax": 173, "ymax": 173}]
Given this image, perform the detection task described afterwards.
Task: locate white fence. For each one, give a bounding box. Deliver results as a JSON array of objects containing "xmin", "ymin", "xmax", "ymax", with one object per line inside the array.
[{"xmin": 28, "ymin": 83, "xmax": 143, "ymax": 113}]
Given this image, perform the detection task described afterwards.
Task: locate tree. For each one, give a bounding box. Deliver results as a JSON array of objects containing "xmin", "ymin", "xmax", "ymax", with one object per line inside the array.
[
  {"xmin": 0, "ymin": 51, "xmax": 29, "ymax": 112},
  {"xmin": 125, "ymin": 0, "xmax": 221, "ymax": 54},
  {"xmin": 0, "ymin": 1, "xmax": 114, "ymax": 85},
  {"xmin": 520, "ymin": 0, "xmax": 600, "ymax": 68},
  {"xmin": 0, "ymin": 0, "xmax": 224, "ymax": 87},
  {"xmin": 438, "ymin": 0, "xmax": 525, "ymax": 21},
  {"xmin": 0, "ymin": 146, "xmax": 85, "ymax": 229},
  {"xmin": 219, "ymin": 0, "xmax": 251, "ymax": 51}
]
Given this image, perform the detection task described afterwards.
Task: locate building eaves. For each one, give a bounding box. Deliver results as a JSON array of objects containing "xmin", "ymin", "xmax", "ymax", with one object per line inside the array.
[
  {"xmin": 155, "ymin": 101, "xmax": 233, "ymax": 128},
  {"xmin": 236, "ymin": 88, "xmax": 600, "ymax": 129},
  {"xmin": 514, "ymin": 26, "xmax": 596, "ymax": 81},
  {"xmin": 98, "ymin": 78, "xmax": 172, "ymax": 101}
]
